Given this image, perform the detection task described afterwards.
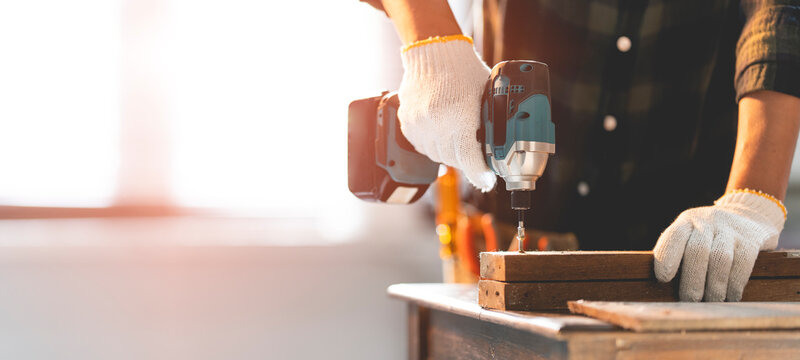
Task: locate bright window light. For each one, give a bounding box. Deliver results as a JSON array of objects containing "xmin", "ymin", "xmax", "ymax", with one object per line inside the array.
[
  {"xmin": 0, "ymin": 0, "xmax": 398, "ymax": 224},
  {"xmin": 165, "ymin": 1, "xmax": 388, "ymax": 216},
  {"xmin": 0, "ymin": 1, "xmax": 121, "ymax": 207}
]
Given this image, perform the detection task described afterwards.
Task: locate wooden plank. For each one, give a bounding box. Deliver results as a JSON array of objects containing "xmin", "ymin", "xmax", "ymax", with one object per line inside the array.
[
  {"xmin": 392, "ymin": 284, "xmax": 800, "ymax": 358},
  {"xmin": 387, "ymin": 283, "xmax": 615, "ymax": 335},
  {"xmin": 568, "ymin": 301, "xmax": 800, "ymax": 332},
  {"xmin": 751, "ymin": 250, "xmax": 800, "ymax": 278},
  {"xmin": 426, "ymin": 305, "xmax": 800, "ymax": 358},
  {"xmin": 425, "ymin": 308, "xmax": 568, "ymax": 360},
  {"xmin": 479, "ymin": 278, "xmax": 800, "ymax": 311},
  {"xmin": 481, "ymin": 251, "xmax": 652, "ymax": 281},
  {"xmin": 480, "ymin": 250, "xmax": 800, "ymax": 281},
  {"xmin": 480, "ymin": 279, "xmax": 675, "ymax": 311},
  {"xmin": 566, "ymin": 331, "xmax": 800, "ymax": 359}
]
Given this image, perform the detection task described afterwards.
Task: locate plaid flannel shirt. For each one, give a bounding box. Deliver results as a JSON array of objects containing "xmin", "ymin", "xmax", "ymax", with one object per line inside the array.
[
  {"xmin": 475, "ymin": 0, "xmax": 800, "ymax": 249},
  {"xmin": 359, "ymin": 0, "xmax": 800, "ymax": 249}
]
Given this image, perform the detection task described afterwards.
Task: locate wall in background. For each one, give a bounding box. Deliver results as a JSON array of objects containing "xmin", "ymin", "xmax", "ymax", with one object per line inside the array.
[
  {"xmin": 0, "ymin": 0, "xmax": 798, "ymax": 358},
  {"xmin": 0, "ymin": 213, "xmax": 441, "ymax": 360}
]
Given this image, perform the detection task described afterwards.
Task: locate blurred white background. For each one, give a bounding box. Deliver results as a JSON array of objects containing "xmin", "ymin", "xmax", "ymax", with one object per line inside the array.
[
  {"xmin": 0, "ymin": 0, "xmax": 449, "ymax": 359},
  {"xmin": 0, "ymin": 0, "xmax": 798, "ymax": 359}
]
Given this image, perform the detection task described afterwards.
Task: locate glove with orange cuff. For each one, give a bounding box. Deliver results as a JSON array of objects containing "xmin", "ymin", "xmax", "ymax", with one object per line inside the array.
[
  {"xmin": 397, "ymin": 35, "xmax": 496, "ymax": 192},
  {"xmin": 654, "ymin": 189, "xmax": 787, "ymax": 302}
]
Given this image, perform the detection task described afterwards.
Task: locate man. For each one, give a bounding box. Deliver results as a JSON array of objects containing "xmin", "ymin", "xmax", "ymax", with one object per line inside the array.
[{"xmin": 364, "ymin": 0, "xmax": 800, "ymax": 302}]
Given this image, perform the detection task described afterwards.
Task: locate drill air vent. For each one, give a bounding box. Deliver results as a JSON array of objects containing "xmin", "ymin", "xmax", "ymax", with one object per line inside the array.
[{"xmin": 493, "ymin": 85, "xmax": 526, "ymax": 95}]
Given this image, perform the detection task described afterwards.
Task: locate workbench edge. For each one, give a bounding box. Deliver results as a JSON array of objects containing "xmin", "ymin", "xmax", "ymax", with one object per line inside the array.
[{"xmin": 387, "ymin": 283, "xmax": 616, "ymax": 337}]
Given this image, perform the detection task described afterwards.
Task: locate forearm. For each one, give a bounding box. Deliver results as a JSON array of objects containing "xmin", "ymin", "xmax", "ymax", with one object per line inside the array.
[
  {"xmin": 380, "ymin": 0, "xmax": 462, "ymax": 45},
  {"xmin": 726, "ymin": 90, "xmax": 800, "ymax": 200}
]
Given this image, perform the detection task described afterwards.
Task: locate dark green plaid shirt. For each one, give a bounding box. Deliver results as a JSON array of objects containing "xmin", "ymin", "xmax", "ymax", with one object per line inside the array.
[{"xmin": 475, "ymin": 0, "xmax": 800, "ymax": 249}]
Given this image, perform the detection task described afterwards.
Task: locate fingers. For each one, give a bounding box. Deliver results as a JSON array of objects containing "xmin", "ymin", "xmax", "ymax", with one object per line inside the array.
[
  {"xmin": 455, "ymin": 131, "xmax": 496, "ymax": 191},
  {"xmin": 678, "ymin": 223, "xmax": 713, "ymax": 302},
  {"xmin": 468, "ymin": 171, "xmax": 498, "ymax": 192},
  {"xmin": 653, "ymin": 216, "xmax": 693, "ymax": 283},
  {"xmin": 762, "ymin": 233, "xmax": 780, "ymax": 251},
  {"xmin": 726, "ymin": 241, "xmax": 760, "ymax": 301},
  {"xmin": 703, "ymin": 229, "xmax": 734, "ymax": 302}
]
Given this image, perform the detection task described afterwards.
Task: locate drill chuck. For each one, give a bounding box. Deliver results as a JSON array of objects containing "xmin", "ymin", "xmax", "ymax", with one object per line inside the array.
[{"xmin": 510, "ymin": 190, "xmax": 531, "ymax": 210}]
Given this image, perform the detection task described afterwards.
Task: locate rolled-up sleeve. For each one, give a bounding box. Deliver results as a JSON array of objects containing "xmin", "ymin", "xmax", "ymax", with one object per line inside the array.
[{"xmin": 735, "ymin": 0, "xmax": 800, "ymax": 102}]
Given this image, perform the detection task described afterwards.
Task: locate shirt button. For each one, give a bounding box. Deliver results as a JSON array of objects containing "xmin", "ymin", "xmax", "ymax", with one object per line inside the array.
[
  {"xmin": 616, "ymin": 36, "xmax": 632, "ymax": 52},
  {"xmin": 603, "ymin": 115, "xmax": 617, "ymax": 132},
  {"xmin": 577, "ymin": 181, "xmax": 590, "ymax": 197}
]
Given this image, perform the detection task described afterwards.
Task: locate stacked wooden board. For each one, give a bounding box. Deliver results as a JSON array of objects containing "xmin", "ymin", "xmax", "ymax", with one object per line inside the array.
[
  {"xmin": 568, "ymin": 301, "xmax": 800, "ymax": 332},
  {"xmin": 478, "ymin": 250, "xmax": 800, "ymax": 311}
]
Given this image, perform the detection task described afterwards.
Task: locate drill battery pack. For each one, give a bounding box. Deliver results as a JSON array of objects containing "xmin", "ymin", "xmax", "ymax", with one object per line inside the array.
[{"xmin": 347, "ymin": 92, "xmax": 439, "ymax": 204}]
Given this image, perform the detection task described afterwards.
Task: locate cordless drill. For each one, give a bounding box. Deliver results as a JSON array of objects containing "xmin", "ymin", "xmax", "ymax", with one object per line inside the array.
[{"xmin": 348, "ymin": 60, "xmax": 555, "ymax": 252}]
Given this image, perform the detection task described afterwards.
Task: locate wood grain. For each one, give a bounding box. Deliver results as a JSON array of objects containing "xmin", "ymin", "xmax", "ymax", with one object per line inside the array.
[
  {"xmin": 479, "ymin": 278, "xmax": 800, "ymax": 311},
  {"xmin": 568, "ymin": 301, "xmax": 800, "ymax": 332},
  {"xmin": 565, "ymin": 331, "xmax": 800, "ymax": 359},
  {"xmin": 387, "ymin": 283, "xmax": 614, "ymax": 334},
  {"xmin": 394, "ymin": 283, "xmax": 800, "ymax": 359},
  {"xmin": 480, "ymin": 250, "xmax": 800, "ymax": 281},
  {"xmin": 479, "ymin": 279, "xmax": 675, "ymax": 311},
  {"xmin": 425, "ymin": 308, "xmax": 568, "ymax": 360}
]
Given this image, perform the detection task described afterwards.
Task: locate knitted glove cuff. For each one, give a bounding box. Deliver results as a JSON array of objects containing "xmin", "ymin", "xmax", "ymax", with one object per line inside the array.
[
  {"xmin": 402, "ymin": 34, "xmax": 474, "ymax": 53},
  {"xmin": 400, "ymin": 36, "xmax": 488, "ymax": 77},
  {"xmin": 715, "ymin": 189, "xmax": 787, "ymax": 229}
]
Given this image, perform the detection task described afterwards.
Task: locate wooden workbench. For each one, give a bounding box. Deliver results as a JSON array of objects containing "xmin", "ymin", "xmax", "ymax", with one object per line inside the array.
[{"xmin": 388, "ymin": 283, "xmax": 800, "ymax": 359}]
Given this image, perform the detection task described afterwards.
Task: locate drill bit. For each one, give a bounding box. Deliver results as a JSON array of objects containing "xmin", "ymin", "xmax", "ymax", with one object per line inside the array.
[
  {"xmin": 510, "ymin": 191, "xmax": 531, "ymax": 253},
  {"xmin": 517, "ymin": 210, "xmax": 525, "ymax": 253}
]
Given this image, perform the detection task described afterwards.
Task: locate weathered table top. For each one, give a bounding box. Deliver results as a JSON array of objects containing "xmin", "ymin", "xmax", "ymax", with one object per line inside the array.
[
  {"xmin": 387, "ymin": 283, "xmax": 616, "ymax": 337},
  {"xmin": 389, "ymin": 283, "xmax": 800, "ymax": 359}
]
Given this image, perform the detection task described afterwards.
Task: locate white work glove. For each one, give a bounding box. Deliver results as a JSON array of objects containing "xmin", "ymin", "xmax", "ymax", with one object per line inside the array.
[
  {"xmin": 398, "ymin": 36, "xmax": 496, "ymax": 191},
  {"xmin": 654, "ymin": 190, "xmax": 786, "ymax": 302}
]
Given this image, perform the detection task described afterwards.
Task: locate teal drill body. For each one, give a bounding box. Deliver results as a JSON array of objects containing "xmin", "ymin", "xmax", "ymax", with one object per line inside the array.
[
  {"xmin": 483, "ymin": 94, "xmax": 554, "ymax": 162},
  {"xmin": 348, "ymin": 60, "xmax": 555, "ymax": 250}
]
